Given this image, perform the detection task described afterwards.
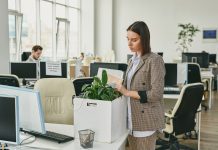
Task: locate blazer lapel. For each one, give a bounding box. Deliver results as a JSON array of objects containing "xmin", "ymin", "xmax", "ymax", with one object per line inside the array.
[
  {"xmin": 124, "ymin": 60, "xmax": 133, "ymax": 87},
  {"xmin": 129, "ymin": 53, "xmax": 151, "ymax": 85}
]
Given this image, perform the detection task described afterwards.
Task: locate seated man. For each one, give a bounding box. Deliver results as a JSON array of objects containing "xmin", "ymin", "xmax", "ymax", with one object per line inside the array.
[{"xmin": 26, "ymin": 45, "xmax": 43, "ymax": 62}]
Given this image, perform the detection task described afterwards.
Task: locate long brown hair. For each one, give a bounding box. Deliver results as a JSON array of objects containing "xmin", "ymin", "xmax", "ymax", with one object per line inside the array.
[{"xmin": 127, "ymin": 21, "xmax": 151, "ymax": 55}]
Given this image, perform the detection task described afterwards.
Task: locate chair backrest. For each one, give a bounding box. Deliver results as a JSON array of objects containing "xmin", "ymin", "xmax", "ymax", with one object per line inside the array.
[
  {"xmin": 171, "ymin": 83, "xmax": 204, "ymax": 135},
  {"xmin": 0, "ymin": 74, "xmax": 20, "ymax": 87},
  {"xmin": 187, "ymin": 63, "xmax": 202, "ymax": 83},
  {"xmin": 72, "ymin": 77, "xmax": 94, "ymax": 96},
  {"xmin": 21, "ymin": 52, "xmax": 31, "ymax": 61},
  {"xmin": 34, "ymin": 78, "xmax": 75, "ymax": 125}
]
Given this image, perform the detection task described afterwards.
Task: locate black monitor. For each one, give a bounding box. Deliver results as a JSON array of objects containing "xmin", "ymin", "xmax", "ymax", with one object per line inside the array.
[
  {"xmin": 40, "ymin": 61, "xmax": 67, "ymax": 78},
  {"xmin": 182, "ymin": 52, "xmax": 209, "ymax": 68},
  {"xmin": 164, "ymin": 63, "xmax": 177, "ymax": 87},
  {"xmin": 0, "ymin": 95, "xmax": 19, "ymax": 145},
  {"xmin": 10, "ymin": 62, "xmax": 38, "ymax": 80},
  {"xmin": 209, "ymin": 54, "xmax": 217, "ymax": 64},
  {"xmin": 90, "ymin": 62, "xmax": 128, "ymax": 77}
]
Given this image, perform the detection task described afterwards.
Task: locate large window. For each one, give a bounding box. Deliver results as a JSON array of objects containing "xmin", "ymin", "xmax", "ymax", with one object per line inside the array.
[
  {"xmin": 40, "ymin": 1, "xmax": 52, "ymax": 58},
  {"xmin": 20, "ymin": 0, "xmax": 37, "ymax": 52},
  {"xmin": 8, "ymin": 0, "xmax": 80, "ymax": 61}
]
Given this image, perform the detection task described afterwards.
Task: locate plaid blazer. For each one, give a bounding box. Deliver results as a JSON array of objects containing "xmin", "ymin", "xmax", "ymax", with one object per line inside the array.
[{"xmin": 124, "ymin": 52, "xmax": 165, "ymax": 131}]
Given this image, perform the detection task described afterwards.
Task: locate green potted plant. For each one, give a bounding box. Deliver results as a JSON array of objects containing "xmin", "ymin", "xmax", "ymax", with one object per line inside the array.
[
  {"xmin": 73, "ymin": 70, "xmax": 127, "ymax": 143},
  {"xmin": 176, "ymin": 23, "xmax": 200, "ymax": 52},
  {"xmin": 81, "ymin": 70, "xmax": 120, "ymax": 101}
]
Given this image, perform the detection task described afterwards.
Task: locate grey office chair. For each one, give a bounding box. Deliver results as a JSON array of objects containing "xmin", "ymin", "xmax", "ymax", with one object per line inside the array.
[
  {"xmin": 21, "ymin": 52, "xmax": 31, "ymax": 61},
  {"xmin": 156, "ymin": 83, "xmax": 204, "ymax": 150},
  {"xmin": 0, "ymin": 74, "xmax": 20, "ymax": 87}
]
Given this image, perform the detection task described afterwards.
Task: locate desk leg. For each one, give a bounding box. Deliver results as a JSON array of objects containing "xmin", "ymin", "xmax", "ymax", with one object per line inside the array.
[{"xmin": 197, "ymin": 110, "xmax": 201, "ymax": 150}]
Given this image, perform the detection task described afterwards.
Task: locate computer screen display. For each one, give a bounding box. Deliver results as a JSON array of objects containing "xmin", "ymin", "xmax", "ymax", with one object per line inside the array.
[
  {"xmin": 90, "ymin": 62, "xmax": 128, "ymax": 77},
  {"xmin": 10, "ymin": 62, "xmax": 38, "ymax": 80},
  {"xmin": 40, "ymin": 61, "xmax": 67, "ymax": 78},
  {"xmin": 164, "ymin": 63, "xmax": 177, "ymax": 87},
  {"xmin": 0, "ymin": 94, "xmax": 19, "ymax": 144},
  {"xmin": 209, "ymin": 54, "xmax": 217, "ymax": 64},
  {"xmin": 182, "ymin": 52, "xmax": 209, "ymax": 68},
  {"xmin": 0, "ymin": 85, "xmax": 46, "ymax": 134}
]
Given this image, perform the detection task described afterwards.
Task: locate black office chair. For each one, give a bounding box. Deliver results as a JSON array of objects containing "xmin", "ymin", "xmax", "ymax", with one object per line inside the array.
[
  {"xmin": 187, "ymin": 63, "xmax": 209, "ymax": 111},
  {"xmin": 156, "ymin": 83, "xmax": 204, "ymax": 150},
  {"xmin": 0, "ymin": 74, "xmax": 20, "ymax": 87},
  {"xmin": 21, "ymin": 52, "xmax": 31, "ymax": 61},
  {"xmin": 72, "ymin": 77, "xmax": 94, "ymax": 96},
  {"xmin": 187, "ymin": 63, "xmax": 202, "ymax": 84}
]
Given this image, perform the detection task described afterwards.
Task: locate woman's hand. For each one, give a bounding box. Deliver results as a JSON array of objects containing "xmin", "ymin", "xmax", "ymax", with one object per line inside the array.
[
  {"xmin": 114, "ymin": 82, "xmax": 140, "ymax": 100},
  {"xmin": 115, "ymin": 82, "xmax": 128, "ymax": 96}
]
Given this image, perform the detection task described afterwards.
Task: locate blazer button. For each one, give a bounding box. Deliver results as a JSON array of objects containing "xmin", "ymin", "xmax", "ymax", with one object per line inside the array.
[
  {"xmin": 141, "ymin": 110, "xmax": 144, "ymax": 113},
  {"xmin": 142, "ymin": 83, "xmax": 145, "ymax": 85}
]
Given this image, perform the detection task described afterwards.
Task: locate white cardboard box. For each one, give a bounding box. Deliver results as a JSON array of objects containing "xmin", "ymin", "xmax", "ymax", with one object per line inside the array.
[{"xmin": 74, "ymin": 96, "xmax": 127, "ymax": 143}]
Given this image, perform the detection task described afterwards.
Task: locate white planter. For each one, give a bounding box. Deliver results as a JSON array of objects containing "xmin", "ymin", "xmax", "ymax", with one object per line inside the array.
[{"xmin": 74, "ymin": 96, "xmax": 127, "ymax": 143}]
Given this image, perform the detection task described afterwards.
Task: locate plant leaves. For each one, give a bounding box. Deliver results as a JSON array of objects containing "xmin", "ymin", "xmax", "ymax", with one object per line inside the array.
[{"xmin": 102, "ymin": 70, "xmax": 108, "ymax": 86}]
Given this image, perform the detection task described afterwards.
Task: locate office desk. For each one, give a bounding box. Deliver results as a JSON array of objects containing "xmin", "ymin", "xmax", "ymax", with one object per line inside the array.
[{"xmin": 20, "ymin": 123, "xmax": 128, "ymax": 150}]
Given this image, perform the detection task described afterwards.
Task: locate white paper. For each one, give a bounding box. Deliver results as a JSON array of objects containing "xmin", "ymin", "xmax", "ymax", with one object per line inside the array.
[
  {"xmin": 177, "ymin": 63, "xmax": 188, "ymax": 84},
  {"xmin": 97, "ymin": 68, "xmax": 124, "ymax": 85},
  {"xmin": 46, "ymin": 62, "xmax": 62, "ymax": 76}
]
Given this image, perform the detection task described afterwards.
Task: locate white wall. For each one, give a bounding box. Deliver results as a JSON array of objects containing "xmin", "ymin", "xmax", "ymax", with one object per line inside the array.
[
  {"xmin": 94, "ymin": 0, "xmax": 113, "ymax": 57},
  {"xmin": 0, "ymin": 0, "xmax": 10, "ymax": 73},
  {"xmin": 93, "ymin": 0, "xmax": 218, "ymax": 63}
]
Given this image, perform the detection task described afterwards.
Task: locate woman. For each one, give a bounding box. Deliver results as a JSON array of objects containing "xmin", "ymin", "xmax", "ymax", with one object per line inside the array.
[{"xmin": 115, "ymin": 21, "xmax": 165, "ymax": 150}]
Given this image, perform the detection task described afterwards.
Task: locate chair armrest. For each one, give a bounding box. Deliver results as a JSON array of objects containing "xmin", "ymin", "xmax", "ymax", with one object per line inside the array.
[{"xmin": 165, "ymin": 112, "xmax": 173, "ymax": 119}]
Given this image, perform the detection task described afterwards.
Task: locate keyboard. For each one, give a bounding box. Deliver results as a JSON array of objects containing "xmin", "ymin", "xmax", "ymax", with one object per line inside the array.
[{"xmin": 25, "ymin": 130, "xmax": 74, "ymax": 143}]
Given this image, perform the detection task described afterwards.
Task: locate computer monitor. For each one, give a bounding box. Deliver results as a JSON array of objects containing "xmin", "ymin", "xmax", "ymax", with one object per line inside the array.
[
  {"xmin": 182, "ymin": 52, "xmax": 209, "ymax": 68},
  {"xmin": 0, "ymin": 94, "xmax": 19, "ymax": 145},
  {"xmin": 164, "ymin": 63, "xmax": 177, "ymax": 87},
  {"xmin": 40, "ymin": 61, "xmax": 68, "ymax": 78},
  {"xmin": 90, "ymin": 62, "xmax": 128, "ymax": 77},
  {"xmin": 0, "ymin": 85, "xmax": 46, "ymax": 134},
  {"xmin": 209, "ymin": 54, "xmax": 217, "ymax": 64},
  {"xmin": 10, "ymin": 62, "xmax": 38, "ymax": 80}
]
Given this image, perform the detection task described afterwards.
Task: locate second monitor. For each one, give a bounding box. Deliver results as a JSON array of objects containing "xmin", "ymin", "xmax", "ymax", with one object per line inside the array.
[
  {"xmin": 182, "ymin": 52, "xmax": 209, "ymax": 68},
  {"xmin": 90, "ymin": 62, "xmax": 128, "ymax": 77},
  {"xmin": 10, "ymin": 62, "xmax": 38, "ymax": 80},
  {"xmin": 40, "ymin": 61, "xmax": 68, "ymax": 78}
]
